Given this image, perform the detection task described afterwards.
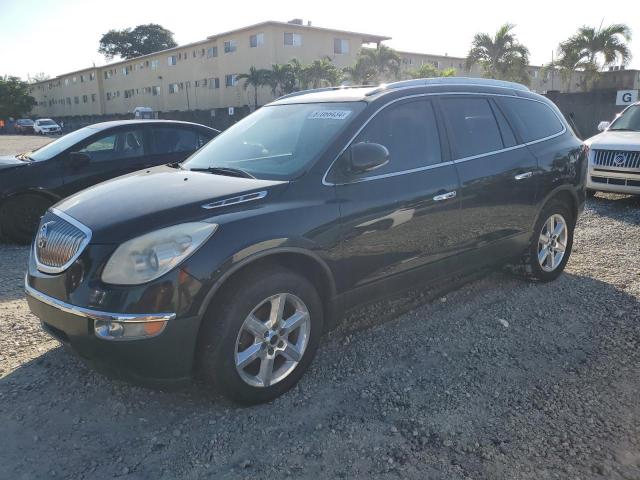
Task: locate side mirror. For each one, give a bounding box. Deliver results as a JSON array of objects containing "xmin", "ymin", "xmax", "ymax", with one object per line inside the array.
[
  {"xmin": 597, "ymin": 121, "xmax": 610, "ymax": 132},
  {"xmin": 67, "ymin": 152, "xmax": 90, "ymax": 169},
  {"xmin": 348, "ymin": 142, "xmax": 389, "ymax": 174}
]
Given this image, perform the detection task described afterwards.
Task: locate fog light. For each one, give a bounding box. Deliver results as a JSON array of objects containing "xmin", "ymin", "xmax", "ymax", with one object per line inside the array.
[{"xmin": 94, "ymin": 319, "xmax": 167, "ymax": 340}]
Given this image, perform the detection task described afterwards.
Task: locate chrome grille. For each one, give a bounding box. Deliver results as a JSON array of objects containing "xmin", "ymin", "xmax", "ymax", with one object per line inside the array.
[
  {"xmin": 593, "ymin": 150, "xmax": 640, "ymax": 170},
  {"xmin": 34, "ymin": 210, "xmax": 91, "ymax": 274}
]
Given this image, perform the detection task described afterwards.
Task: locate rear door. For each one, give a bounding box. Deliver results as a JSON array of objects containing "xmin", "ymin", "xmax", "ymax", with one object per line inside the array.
[
  {"xmin": 60, "ymin": 126, "xmax": 147, "ymax": 195},
  {"xmin": 436, "ymin": 95, "xmax": 539, "ymax": 261},
  {"xmin": 331, "ymin": 98, "xmax": 463, "ymax": 304},
  {"xmin": 145, "ymin": 126, "xmax": 213, "ymax": 167}
]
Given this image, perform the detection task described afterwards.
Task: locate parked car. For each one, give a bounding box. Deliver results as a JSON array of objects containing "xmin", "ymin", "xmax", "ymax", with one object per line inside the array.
[
  {"xmin": 25, "ymin": 78, "xmax": 586, "ymax": 405},
  {"xmin": 14, "ymin": 119, "xmax": 35, "ymax": 135},
  {"xmin": 33, "ymin": 118, "xmax": 62, "ymax": 135},
  {"xmin": 0, "ymin": 120, "xmax": 219, "ymax": 243},
  {"xmin": 585, "ymin": 101, "xmax": 640, "ymax": 196}
]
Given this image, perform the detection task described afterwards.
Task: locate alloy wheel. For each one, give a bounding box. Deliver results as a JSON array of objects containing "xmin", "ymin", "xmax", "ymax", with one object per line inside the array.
[
  {"xmin": 234, "ymin": 293, "xmax": 311, "ymax": 388},
  {"xmin": 537, "ymin": 213, "xmax": 568, "ymax": 272}
]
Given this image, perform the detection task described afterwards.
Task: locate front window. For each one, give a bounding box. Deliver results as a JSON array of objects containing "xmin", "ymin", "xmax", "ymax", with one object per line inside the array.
[
  {"xmin": 609, "ymin": 105, "xmax": 640, "ymax": 132},
  {"xmin": 182, "ymin": 102, "xmax": 366, "ymax": 180},
  {"xmin": 27, "ymin": 127, "xmax": 99, "ymax": 161}
]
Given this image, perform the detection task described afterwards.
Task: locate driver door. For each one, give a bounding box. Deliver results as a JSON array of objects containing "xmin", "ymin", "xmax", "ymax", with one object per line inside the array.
[{"xmin": 59, "ymin": 127, "xmax": 147, "ymax": 196}]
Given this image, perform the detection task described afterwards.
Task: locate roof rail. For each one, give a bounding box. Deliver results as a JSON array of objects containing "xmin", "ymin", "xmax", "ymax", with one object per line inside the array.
[
  {"xmin": 276, "ymin": 85, "xmax": 372, "ymax": 101},
  {"xmin": 365, "ymin": 77, "xmax": 530, "ymax": 96}
]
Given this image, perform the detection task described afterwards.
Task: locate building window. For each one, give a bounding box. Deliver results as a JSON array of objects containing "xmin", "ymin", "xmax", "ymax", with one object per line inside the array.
[
  {"xmin": 201, "ymin": 48, "xmax": 205, "ymax": 56},
  {"xmin": 224, "ymin": 40, "xmax": 237, "ymax": 53},
  {"xmin": 72, "ymin": 76, "xmax": 77, "ymax": 83},
  {"xmin": 169, "ymin": 83, "xmax": 179, "ymax": 94},
  {"xmin": 80, "ymin": 75, "xmax": 85, "ymax": 83},
  {"xmin": 64, "ymin": 78, "xmax": 70, "ymax": 86},
  {"xmin": 91, "ymin": 94, "xmax": 96, "ymax": 102},
  {"xmin": 82, "ymin": 95, "xmax": 88, "ymax": 103},
  {"xmin": 284, "ymin": 32, "xmax": 302, "ymax": 47},
  {"xmin": 334, "ymin": 38, "xmax": 349, "ymax": 54},
  {"xmin": 225, "ymin": 74, "xmax": 237, "ymax": 87},
  {"xmin": 74, "ymin": 96, "xmax": 79, "ymax": 104},
  {"xmin": 122, "ymin": 67, "xmax": 128, "ymax": 76},
  {"xmin": 209, "ymin": 77, "xmax": 220, "ymax": 89},
  {"xmin": 90, "ymin": 72, "xmax": 95, "ymax": 81},
  {"xmin": 152, "ymin": 85, "xmax": 160, "ymax": 96},
  {"xmin": 151, "ymin": 59, "xmax": 159, "ymax": 70},
  {"xmin": 207, "ymin": 46, "xmax": 218, "ymax": 58},
  {"xmin": 250, "ymin": 33, "xmax": 264, "ymax": 48},
  {"xmin": 106, "ymin": 92, "xmax": 112, "ymax": 101},
  {"xmin": 168, "ymin": 55, "xmax": 177, "ymax": 66}
]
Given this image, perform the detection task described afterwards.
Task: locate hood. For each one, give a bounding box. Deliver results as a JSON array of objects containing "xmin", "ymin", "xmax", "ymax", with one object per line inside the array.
[
  {"xmin": 585, "ymin": 130, "xmax": 640, "ymax": 150},
  {"xmin": 0, "ymin": 155, "xmax": 27, "ymax": 171},
  {"xmin": 55, "ymin": 165, "xmax": 286, "ymax": 243}
]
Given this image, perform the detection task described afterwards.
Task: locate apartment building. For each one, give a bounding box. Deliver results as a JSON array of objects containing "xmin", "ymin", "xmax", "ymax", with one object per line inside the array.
[{"xmin": 29, "ymin": 20, "xmax": 388, "ymax": 118}]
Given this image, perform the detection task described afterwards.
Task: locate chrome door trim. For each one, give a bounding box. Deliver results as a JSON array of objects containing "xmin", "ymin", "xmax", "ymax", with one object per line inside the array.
[
  {"xmin": 433, "ymin": 191, "xmax": 457, "ymax": 201},
  {"xmin": 514, "ymin": 171, "xmax": 533, "ymax": 180},
  {"xmin": 34, "ymin": 208, "xmax": 93, "ymax": 275},
  {"xmin": 201, "ymin": 190, "xmax": 267, "ymax": 210},
  {"xmin": 322, "ymin": 91, "xmax": 567, "ymax": 186}
]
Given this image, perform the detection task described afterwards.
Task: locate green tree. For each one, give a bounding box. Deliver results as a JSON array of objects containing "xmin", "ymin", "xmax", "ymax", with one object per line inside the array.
[
  {"xmin": 98, "ymin": 24, "xmax": 177, "ymax": 60},
  {"xmin": 0, "ymin": 76, "xmax": 36, "ymax": 118},
  {"xmin": 562, "ymin": 23, "xmax": 632, "ymax": 68},
  {"xmin": 268, "ymin": 64, "xmax": 296, "ymax": 96},
  {"xmin": 541, "ymin": 43, "xmax": 592, "ymax": 92},
  {"xmin": 303, "ymin": 57, "xmax": 341, "ymax": 88},
  {"xmin": 466, "ymin": 23, "xmax": 530, "ymax": 84},
  {"xmin": 29, "ymin": 72, "xmax": 50, "ymax": 83},
  {"xmin": 405, "ymin": 63, "xmax": 456, "ymax": 79},
  {"xmin": 358, "ymin": 45, "xmax": 401, "ymax": 82},
  {"xmin": 343, "ymin": 56, "xmax": 376, "ymax": 85},
  {"xmin": 237, "ymin": 66, "xmax": 271, "ymax": 108}
]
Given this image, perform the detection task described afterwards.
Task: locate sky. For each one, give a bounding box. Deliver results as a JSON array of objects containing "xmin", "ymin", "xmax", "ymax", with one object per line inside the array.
[{"xmin": 1, "ymin": 0, "xmax": 638, "ymax": 80}]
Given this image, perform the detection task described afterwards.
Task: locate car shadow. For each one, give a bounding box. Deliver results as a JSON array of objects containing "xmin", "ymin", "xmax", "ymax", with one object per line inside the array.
[
  {"xmin": 589, "ymin": 192, "xmax": 640, "ymax": 225},
  {"xmin": 2, "ymin": 269, "xmax": 639, "ymax": 480}
]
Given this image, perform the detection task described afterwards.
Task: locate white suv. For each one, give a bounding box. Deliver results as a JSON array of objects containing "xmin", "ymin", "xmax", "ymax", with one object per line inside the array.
[
  {"xmin": 584, "ymin": 102, "xmax": 640, "ymax": 196},
  {"xmin": 33, "ymin": 118, "xmax": 62, "ymax": 135}
]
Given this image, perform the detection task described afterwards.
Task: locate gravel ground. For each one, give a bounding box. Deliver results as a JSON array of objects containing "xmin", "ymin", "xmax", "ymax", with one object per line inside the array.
[
  {"xmin": 1, "ymin": 133, "xmax": 639, "ymax": 479},
  {"xmin": 0, "ymin": 134, "xmax": 53, "ymax": 156}
]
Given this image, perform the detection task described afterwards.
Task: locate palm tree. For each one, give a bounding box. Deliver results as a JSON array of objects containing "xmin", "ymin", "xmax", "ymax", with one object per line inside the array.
[
  {"xmin": 342, "ymin": 56, "xmax": 375, "ymax": 85},
  {"xmin": 406, "ymin": 63, "xmax": 456, "ymax": 79},
  {"xmin": 288, "ymin": 58, "xmax": 309, "ymax": 90},
  {"xmin": 466, "ymin": 23, "xmax": 530, "ymax": 84},
  {"xmin": 542, "ymin": 43, "xmax": 593, "ymax": 92},
  {"xmin": 358, "ymin": 45, "xmax": 401, "ymax": 82},
  {"xmin": 303, "ymin": 57, "xmax": 341, "ymax": 88},
  {"xmin": 563, "ymin": 23, "xmax": 632, "ymax": 68},
  {"xmin": 268, "ymin": 64, "xmax": 296, "ymax": 97},
  {"xmin": 237, "ymin": 66, "xmax": 271, "ymax": 108}
]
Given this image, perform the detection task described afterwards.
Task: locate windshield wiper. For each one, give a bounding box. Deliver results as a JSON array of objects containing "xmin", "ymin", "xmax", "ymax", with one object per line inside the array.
[
  {"xmin": 15, "ymin": 152, "xmax": 34, "ymax": 162},
  {"xmin": 609, "ymin": 128, "xmax": 640, "ymax": 132},
  {"xmin": 188, "ymin": 166, "xmax": 255, "ymax": 179}
]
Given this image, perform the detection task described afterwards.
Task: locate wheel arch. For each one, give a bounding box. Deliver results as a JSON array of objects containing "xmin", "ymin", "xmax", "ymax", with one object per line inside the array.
[{"xmin": 536, "ymin": 186, "xmax": 579, "ymax": 227}]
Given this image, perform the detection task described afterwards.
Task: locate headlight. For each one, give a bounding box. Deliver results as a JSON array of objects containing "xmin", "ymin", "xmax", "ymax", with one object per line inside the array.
[{"xmin": 101, "ymin": 222, "xmax": 217, "ymax": 285}]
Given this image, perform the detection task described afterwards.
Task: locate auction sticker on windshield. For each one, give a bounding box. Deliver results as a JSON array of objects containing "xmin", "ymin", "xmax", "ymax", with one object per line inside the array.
[{"xmin": 308, "ymin": 110, "xmax": 352, "ymax": 120}]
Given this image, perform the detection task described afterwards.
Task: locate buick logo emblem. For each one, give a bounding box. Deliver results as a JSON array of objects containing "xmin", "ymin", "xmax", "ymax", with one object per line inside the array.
[
  {"xmin": 613, "ymin": 153, "xmax": 627, "ymax": 166},
  {"xmin": 37, "ymin": 221, "xmax": 54, "ymax": 250}
]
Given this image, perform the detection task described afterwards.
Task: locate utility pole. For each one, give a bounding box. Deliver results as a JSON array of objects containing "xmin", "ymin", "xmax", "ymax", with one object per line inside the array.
[{"xmin": 551, "ymin": 50, "xmax": 555, "ymax": 91}]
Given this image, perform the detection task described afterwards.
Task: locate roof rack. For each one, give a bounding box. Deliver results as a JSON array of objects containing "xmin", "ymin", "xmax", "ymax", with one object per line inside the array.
[
  {"xmin": 365, "ymin": 77, "xmax": 530, "ymax": 96},
  {"xmin": 276, "ymin": 85, "xmax": 373, "ymax": 100}
]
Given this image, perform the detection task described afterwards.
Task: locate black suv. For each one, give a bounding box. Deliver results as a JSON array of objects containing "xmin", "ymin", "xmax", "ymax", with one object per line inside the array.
[
  {"xmin": 25, "ymin": 78, "xmax": 586, "ymax": 404},
  {"xmin": 0, "ymin": 120, "xmax": 218, "ymax": 243}
]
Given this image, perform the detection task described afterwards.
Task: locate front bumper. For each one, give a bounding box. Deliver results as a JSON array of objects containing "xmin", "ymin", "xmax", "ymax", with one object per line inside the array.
[
  {"xmin": 25, "ymin": 281, "xmax": 201, "ymax": 383},
  {"xmin": 587, "ymin": 166, "xmax": 640, "ymax": 195}
]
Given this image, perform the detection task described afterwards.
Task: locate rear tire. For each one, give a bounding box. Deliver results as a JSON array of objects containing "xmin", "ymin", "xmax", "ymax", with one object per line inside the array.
[
  {"xmin": 197, "ymin": 267, "xmax": 324, "ymax": 405},
  {"xmin": 0, "ymin": 194, "xmax": 52, "ymax": 244},
  {"xmin": 513, "ymin": 201, "xmax": 574, "ymax": 282}
]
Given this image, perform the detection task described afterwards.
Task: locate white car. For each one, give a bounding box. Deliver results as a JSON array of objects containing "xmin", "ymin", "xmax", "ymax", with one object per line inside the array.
[
  {"xmin": 584, "ymin": 102, "xmax": 640, "ymax": 196},
  {"xmin": 33, "ymin": 118, "xmax": 62, "ymax": 135}
]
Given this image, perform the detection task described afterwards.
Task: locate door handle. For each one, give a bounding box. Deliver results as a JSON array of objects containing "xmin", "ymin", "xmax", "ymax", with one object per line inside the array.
[
  {"xmin": 433, "ymin": 191, "xmax": 457, "ymax": 201},
  {"xmin": 514, "ymin": 171, "xmax": 533, "ymax": 180}
]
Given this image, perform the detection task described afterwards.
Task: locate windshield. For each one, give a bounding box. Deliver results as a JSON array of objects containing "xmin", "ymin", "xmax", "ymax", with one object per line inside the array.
[
  {"xmin": 182, "ymin": 102, "xmax": 366, "ymax": 180},
  {"xmin": 28, "ymin": 127, "xmax": 98, "ymax": 161},
  {"xmin": 609, "ymin": 105, "xmax": 640, "ymax": 131},
  {"xmin": 38, "ymin": 120, "xmax": 57, "ymax": 126}
]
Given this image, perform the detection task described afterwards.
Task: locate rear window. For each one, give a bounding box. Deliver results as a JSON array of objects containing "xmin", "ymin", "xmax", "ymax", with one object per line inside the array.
[
  {"xmin": 440, "ymin": 97, "xmax": 504, "ymax": 159},
  {"xmin": 497, "ymin": 97, "xmax": 564, "ymax": 143}
]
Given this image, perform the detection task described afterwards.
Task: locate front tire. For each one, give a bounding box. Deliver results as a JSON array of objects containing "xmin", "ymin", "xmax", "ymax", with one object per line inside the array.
[
  {"xmin": 197, "ymin": 267, "xmax": 324, "ymax": 405},
  {"xmin": 517, "ymin": 201, "xmax": 574, "ymax": 282},
  {"xmin": 0, "ymin": 194, "xmax": 52, "ymax": 244}
]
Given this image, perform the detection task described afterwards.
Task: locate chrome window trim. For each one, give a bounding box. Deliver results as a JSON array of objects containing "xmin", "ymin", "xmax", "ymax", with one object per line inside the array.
[
  {"xmin": 201, "ymin": 190, "xmax": 267, "ymax": 210},
  {"xmin": 34, "ymin": 208, "xmax": 93, "ymax": 274},
  {"xmin": 25, "ymin": 278, "xmax": 176, "ymax": 323},
  {"xmin": 322, "ymin": 91, "xmax": 567, "ymax": 186}
]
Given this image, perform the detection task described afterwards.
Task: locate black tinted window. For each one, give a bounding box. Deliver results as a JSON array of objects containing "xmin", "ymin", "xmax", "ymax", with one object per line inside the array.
[
  {"xmin": 498, "ymin": 97, "xmax": 564, "ymax": 142},
  {"xmin": 78, "ymin": 129, "xmax": 145, "ymax": 162},
  {"xmin": 151, "ymin": 128, "xmax": 200, "ymax": 154},
  {"xmin": 353, "ymin": 100, "xmax": 441, "ymax": 177},
  {"xmin": 441, "ymin": 97, "xmax": 503, "ymax": 159}
]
